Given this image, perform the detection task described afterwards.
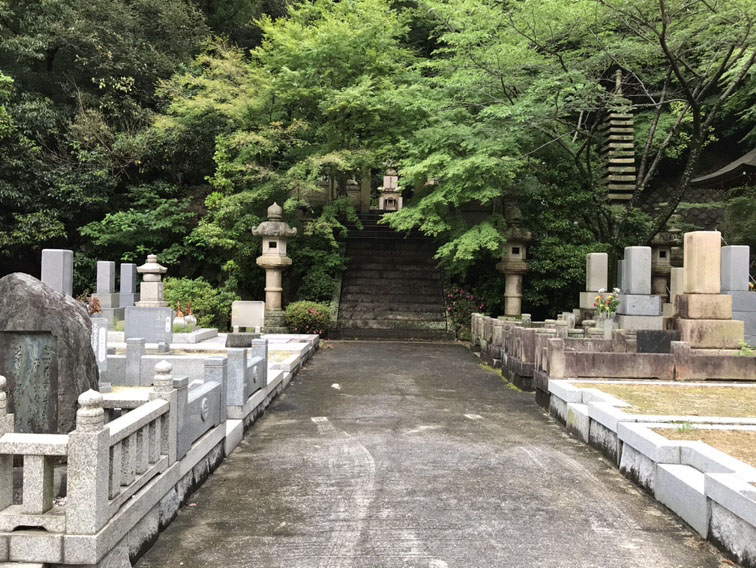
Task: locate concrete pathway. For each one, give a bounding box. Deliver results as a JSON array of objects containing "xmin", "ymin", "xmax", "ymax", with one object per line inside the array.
[{"xmin": 137, "ymin": 342, "xmax": 727, "ymax": 568}]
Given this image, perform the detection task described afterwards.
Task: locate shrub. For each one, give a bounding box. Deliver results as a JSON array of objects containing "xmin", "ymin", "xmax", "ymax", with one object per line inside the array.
[
  {"xmin": 446, "ymin": 286, "xmax": 485, "ymax": 339},
  {"xmin": 164, "ymin": 277, "xmax": 239, "ymax": 330},
  {"xmin": 297, "ymin": 265, "xmax": 336, "ymax": 302},
  {"xmin": 284, "ymin": 301, "xmax": 332, "ymax": 336}
]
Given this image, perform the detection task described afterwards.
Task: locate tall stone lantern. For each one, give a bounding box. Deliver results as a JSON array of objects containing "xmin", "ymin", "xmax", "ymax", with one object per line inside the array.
[
  {"xmin": 495, "ymin": 203, "xmax": 532, "ymax": 317},
  {"xmin": 253, "ymin": 203, "xmax": 297, "ymax": 330}
]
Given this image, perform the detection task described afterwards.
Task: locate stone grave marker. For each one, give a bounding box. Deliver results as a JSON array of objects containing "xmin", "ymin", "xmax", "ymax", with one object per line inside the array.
[
  {"xmin": 231, "ymin": 301, "xmax": 266, "ymax": 332},
  {"xmin": 119, "ymin": 263, "xmax": 140, "ymax": 307},
  {"xmin": 0, "ymin": 273, "xmax": 98, "ymax": 434},
  {"xmin": 40, "ymin": 249, "xmax": 73, "ymax": 297}
]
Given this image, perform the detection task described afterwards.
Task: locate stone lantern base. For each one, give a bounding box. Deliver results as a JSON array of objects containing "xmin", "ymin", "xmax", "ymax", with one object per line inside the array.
[{"xmin": 263, "ymin": 309, "xmax": 288, "ymax": 334}]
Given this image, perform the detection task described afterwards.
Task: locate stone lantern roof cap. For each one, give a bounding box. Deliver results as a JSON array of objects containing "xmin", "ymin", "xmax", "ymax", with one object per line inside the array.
[
  {"xmin": 137, "ymin": 254, "xmax": 167, "ymax": 274},
  {"xmin": 252, "ymin": 202, "xmax": 297, "ymax": 238},
  {"xmin": 267, "ymin": 202, "xmax": 283, "ymax": 220}
]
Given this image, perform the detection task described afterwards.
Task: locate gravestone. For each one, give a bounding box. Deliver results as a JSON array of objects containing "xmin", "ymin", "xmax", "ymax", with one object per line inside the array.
[
  {"xmin": 40, "ymin": 249, "xmax": 73, "ymax": 297},
  {"xmin": 0, "ymin": 273, "xmax": 98, "ymax": 434},
  {"xmin": 90, "ymin": 316, "xmax": 111, "ymax": 392},
  {"xmin": 119, "ymin": 263, "xmax": 140, "ymax": 307},
  {"xmin": 93, "ymin": 261, "xmax": 124, "ymax": 326},
  {"xmin": 231, "ymin": 301, "xmax": 266, "ymax": 332}
]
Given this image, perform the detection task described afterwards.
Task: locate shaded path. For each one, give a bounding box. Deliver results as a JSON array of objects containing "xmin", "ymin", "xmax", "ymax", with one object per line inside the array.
[{"xmin": 137, "ymin": 342, "xmax": 726, "ymax": 568}]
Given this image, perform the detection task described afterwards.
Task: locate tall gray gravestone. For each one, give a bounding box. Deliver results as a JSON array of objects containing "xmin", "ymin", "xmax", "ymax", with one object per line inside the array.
[
  {"xmin": 119, "ymin": 263, "xmax": 139, "ymax": 307},
  {"xmin": 40, "ymin": 249, "xmax": 73, "ymax": 297},
  {"xmin": 94, "ymin": 261, "xmax": 124, "ymax": 326},
  {"xmin": 0, "ymin": 273, "xmax": 99, "ymax": 434}
]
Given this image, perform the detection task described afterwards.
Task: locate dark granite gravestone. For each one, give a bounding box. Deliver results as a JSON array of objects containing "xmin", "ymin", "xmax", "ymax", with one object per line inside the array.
[
  {"xmin": 636, "ymin": 329, "xmax": 682, "ymax": 354},
  {"xmin": 0, "ymin": 273, "xmax": 98, "ymax": 434}
]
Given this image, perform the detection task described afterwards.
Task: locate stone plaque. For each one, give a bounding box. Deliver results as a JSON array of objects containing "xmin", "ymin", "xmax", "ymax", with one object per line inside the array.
[{"xmin": 0, "ymin": 331, "xmax": 58, "ymax": 433}]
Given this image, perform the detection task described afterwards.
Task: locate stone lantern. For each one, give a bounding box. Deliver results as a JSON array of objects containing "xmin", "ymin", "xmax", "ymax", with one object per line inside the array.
[
  {"xmin": 252, "ymin": 203, "xmax": 297, "ymax": 329},
  {"xmin": 495, "ymin": 203, "xmax": 532, "ymax": 317},
  {"xmin": 378, "ymin": 169, "xmax": 403, "ymax": 211},
  {"xmin": 650, "ymin": 229, "xmax": 682, "ymax": 302}
]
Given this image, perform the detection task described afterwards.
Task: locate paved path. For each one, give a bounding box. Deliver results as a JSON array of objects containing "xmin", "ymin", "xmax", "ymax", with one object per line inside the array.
[{"xmin": 137, "ymin": 342, "xmax": 726, "ymax": 568}]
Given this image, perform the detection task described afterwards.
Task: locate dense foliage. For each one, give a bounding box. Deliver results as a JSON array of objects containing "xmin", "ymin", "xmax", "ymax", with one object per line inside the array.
[
  {"xmin": 1, "ymin": 0, "xmax": 754, "ymax": 319},
  {"xmin": 284, "ymin": 301, "xmax": 332, "ymax": 336}
]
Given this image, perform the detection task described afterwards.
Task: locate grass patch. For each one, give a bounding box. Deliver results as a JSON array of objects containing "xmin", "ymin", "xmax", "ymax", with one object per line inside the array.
[
  {"xmin": 479, "ymin": 363, "xmax": 499, "ymax": 374},
  {"xmin": 573, "ymin": 383, "xmax": 756, "ymax": 418},
  {"xmin": 505, "ymin": 382, "xmax": 522, "ymax": 392},
  {"xmin": 655, "ymin": 428, "xmax": 756, "ymax": 468}
]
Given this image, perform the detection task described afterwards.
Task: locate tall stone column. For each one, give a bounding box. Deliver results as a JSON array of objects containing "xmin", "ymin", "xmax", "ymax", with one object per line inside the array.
[{"xmin": 252, "ymin": 203, "xmax": 297, "ymax": 332}]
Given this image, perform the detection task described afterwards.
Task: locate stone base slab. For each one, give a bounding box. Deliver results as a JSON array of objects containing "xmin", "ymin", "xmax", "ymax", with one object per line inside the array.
[
  {"xmin": 676, "ymin": 318, "xmax": 745, "ymax": 349},
  {"xmin": 617, "ymin": 294, "xmax": 662, "ymax": 316},
  {"xmin": 125, "ymin": 306, "xmax": 174, "ymax": 344},
  {"xmin": 616, "ymin": 315, "xmax": 663, "ymax": 331},
  {"xmin": 675, "ymin": 294, "xmax": 732, "ymax": 320}
]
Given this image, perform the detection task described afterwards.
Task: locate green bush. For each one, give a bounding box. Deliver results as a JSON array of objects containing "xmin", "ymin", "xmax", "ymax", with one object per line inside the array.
[
  {"xmin": 297, "ymin": 265, "xmax": 336, "ymax": 302},
  {"xmin": 446, "ymin": 286, "xmax": 485, "ymax": 339},
  {"xmin": 164, "ymin": 277, "xmax": 239, "ymax": 330},
  {"xmin": 284, "ymin": 301, "xmax": 332, "ymax": 336}
]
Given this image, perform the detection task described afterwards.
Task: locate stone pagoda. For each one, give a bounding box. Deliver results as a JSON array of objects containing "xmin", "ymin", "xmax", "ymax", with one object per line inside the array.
[
  {"xmin": 253, "ymin": 203, "xmax": 297, "ymax": 332},
  {"xmin": 602, "ymin": 70, "xmax": 637, "ymax": 204}
]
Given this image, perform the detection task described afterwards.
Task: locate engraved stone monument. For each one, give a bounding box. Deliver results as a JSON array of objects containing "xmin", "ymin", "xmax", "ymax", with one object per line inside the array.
[{"xmin": 0, "ymin": 273, "xmax": 99, "ymax": 434}]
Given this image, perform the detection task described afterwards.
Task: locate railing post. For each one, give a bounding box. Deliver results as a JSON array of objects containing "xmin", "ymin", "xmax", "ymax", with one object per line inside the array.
[
  {"xmin": 252, "ymin": 339, "xmax": 268, "ymax": 388},
  {"xmin": 547, "ymin": 338, "xmax": 566, "ymax": 379},
  {"xmin": 67, "ymin": 390, "xmax": 111, "ymax": 534},
  {"xmin": 149, "ymin": 361, "xmax": 177, "ymax": 464},
  {"xmin": 204, "ymin": 357, "xmax": 228, "ymax": 423},
  {"xmin": 226, "ymin": 348, "xmax": 247, "ymax": 407},
  {"xmin": 0, "ymin": 376, "xmax": 14, "ymax": 510}
]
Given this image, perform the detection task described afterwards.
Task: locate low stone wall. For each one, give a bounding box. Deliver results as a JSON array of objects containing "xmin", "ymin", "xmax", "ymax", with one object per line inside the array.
[
  {"xmin": 0, "ymin": 335, "xmax": 318, "ymax": 567},
  {"xmin": 548, "ymin": 379, "xmax": 756, "ymax": 568}
]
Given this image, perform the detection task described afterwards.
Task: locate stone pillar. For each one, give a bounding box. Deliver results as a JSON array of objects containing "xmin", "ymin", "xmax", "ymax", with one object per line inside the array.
[
  {"xmin": 40, "ymin": 249, "xmax": 73, "ymax": 296},
  {"xmin": 616, "ymin": 246, "xmax": 663, "ymax": 331},
  {"xmin": 149, "ymin": 361, "xmax": 177, "ymax": 464},
  {"xmin": 252, "ymin": 203, "xmax": 297, "ymax": 332},
  {"xmin": 580, "ymin": 252, "xmax": 608, "ymax": 311},
  {"xmin": 0, "ymin": 376, "xmax": 13, "ymax": 510},
  {"xmin": 90, "ymin": 316, "xmax": 111, "ymax": 392},
  {"xmin": 675, "ymin": 231, "xmax": 744, "ymax": 348},
  {"xmin": 67, "ymin": 390, "xmax": 110, "ymax": 534},
  {"xmin": 119, "ymin": 263, "xmax": 139, "ymax": 307}
]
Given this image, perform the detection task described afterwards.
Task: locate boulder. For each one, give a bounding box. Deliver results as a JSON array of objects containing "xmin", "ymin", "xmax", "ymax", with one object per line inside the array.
[{"xmin": 0, "ymin": 273, "xmax": 98, "ymax": 434}]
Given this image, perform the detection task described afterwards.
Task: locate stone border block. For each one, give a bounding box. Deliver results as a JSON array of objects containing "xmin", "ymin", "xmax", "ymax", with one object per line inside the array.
[
  {"xmin": 617, "ymin": 422, "xmax": 680, "ymax": 463},
  {"xmin": 547, "ymin": 380, "xmax": 583, "ymax": 403},
  {"xmin": 706, "ymin": 473, "xmax": 756, "ymax": 528},
  {"xmin": 587, "ymin": 401, "xmax": 633, "ymax": 432},
  {"xmin": 566, "ymin": 403, "xmax": 590, "ymax": 442},
  {"xmin": 656, "ymin": 464, "xmax": 708, "ymax": 536}
]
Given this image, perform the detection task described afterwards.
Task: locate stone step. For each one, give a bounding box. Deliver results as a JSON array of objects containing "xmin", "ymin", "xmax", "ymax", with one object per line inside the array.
[
  {"xmin": 337, "ymin": 318, "xmax": 448, "ymax": 330},
  {"xmin": 342, "ymin": 275, "xmax": 442, "ymax": 286},
  {"xmin": 329, "ymin": 328, "xmax": 455, "ymax": 341},
  {"xmin": 338, "ymin": 309, "xmax": 445, "ymax": 321},
  {"xmin": 344, "ymin": 263, "xmax": 438, "ymax": 273},
  {"xmin": 339, "ymin": 293, "xmax": 444, "ymax": 304},
  {"xmin": 339, "ymin": 301, "xmax": 446, "ymax": 313},
  {"xmin": 342, "ymin": 283, "xmax": 442, "ymax": 295}
]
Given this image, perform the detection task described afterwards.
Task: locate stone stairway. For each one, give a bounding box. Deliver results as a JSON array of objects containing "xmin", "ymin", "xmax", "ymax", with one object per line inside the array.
[{"xmin": 332, "ymin": 212, "xmax": 453, "ymax": 340}]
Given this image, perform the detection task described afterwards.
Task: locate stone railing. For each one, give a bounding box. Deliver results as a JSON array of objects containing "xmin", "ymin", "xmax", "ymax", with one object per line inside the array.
[
  {"xmin": 0, "ymin": 375, "xmax": 68, "ymax": 532},
  {"xmin": 0, "ymin": 334, "xmax": 318, "ymax": 566}
]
